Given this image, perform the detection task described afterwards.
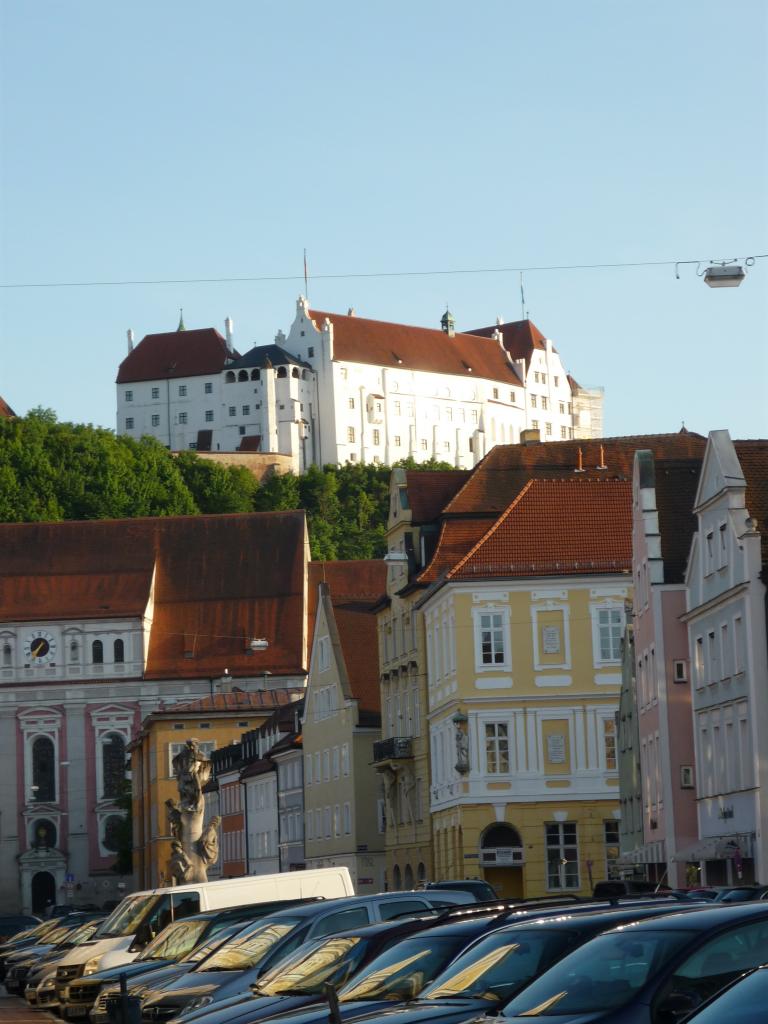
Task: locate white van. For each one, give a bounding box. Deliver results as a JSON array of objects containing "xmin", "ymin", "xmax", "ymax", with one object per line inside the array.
[{"xmin": 54, "ymin": 867, "xmax": 353, "ymax": 989}]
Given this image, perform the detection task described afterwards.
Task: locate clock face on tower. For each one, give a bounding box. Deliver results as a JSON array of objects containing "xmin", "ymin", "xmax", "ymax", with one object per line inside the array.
[{"xmin": 23, "ymin": 630, "xmax": 57, "ymax": 665}]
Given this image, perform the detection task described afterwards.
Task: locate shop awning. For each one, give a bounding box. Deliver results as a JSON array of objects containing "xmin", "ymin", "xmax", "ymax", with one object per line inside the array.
[{"xmin": 672, "ymin": 834, "xmax": 754, "ymax": 862}]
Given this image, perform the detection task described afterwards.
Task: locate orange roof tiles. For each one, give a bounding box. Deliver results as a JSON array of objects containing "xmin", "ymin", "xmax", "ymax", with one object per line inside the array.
[
  {"xmin": 308, "ymin": 309, "xmax": 524, "ymax": 384},
  {"xmin": 0, "ymin": 396, "xmax": 15, "ymax": 418},
  {"xmin": 467, "ymin": 318, "xmax": 549, "ymax": 372},
  {"xmin": 405, "ymin": 471, "xmax": 470, "ymax": 522},
  {"xmin": 116, "ymin": 328, "xmax": 237, "ymax": 383},
  {"xmin": 160, "ymin": 689, "xmax": 304, "ymax": 714},
  {"xmin": 445, "ymin": 433, "xmax": 707, "ymax": 517},
  {"xmin": 449, "ymin": 478, "xmax": 632, "ymax": 580},
  {"xmin": 1, "ymin": 512, "xmax": 309, "ymax": 679}
]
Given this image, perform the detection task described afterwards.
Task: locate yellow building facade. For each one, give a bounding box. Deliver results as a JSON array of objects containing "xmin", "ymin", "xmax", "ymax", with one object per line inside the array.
[{"xmin": 422, "ymin": 478, "xmax": 631, "ymax": 898}]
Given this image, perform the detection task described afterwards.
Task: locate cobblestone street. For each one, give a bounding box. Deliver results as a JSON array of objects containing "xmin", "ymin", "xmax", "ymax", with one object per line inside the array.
[{"xmin": 0, "ymin": 992, "xmax": 56, "ymax": 1022}]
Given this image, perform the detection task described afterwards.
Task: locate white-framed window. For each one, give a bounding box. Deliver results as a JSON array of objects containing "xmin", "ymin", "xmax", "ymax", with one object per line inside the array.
[
  {"xmin": 242, "ymin": 404, "xmax": 250, "ymax": 415},
  {"xmin": 348, "ymin": 426, "xmax": 355, "ymax": 443},
  {"xmin": 592, "ymin": 605, "xmax": 624, "ymax": 664},
  {"xmin": 341, "ymin": 743, "xmax": 350, "ymax": 776},
  {"xmin": 530, "ymin": 394, "xmax": 537, "ymax": 408},
  {"xmin": 343, "ymin": 802, "xmax": 351, "ymax": 834},
  {"xmin": 680, "ymin": 765, "xmax": 694, "ymax": 788},
  {"xmin": 305, "ymin": 811, "xmax": 314, "ymax": 840},
  {"xmin": 205, "ymin": 410, "xmax": 214, "ymax": 422},
  {"xmin": 178, "ymin": 412, "xmax": 188, "ymax": 425},
  {"xmin": 305, "ymin": 754, "xmax": 313, "ymax": 786},
  {"xmin": 333, "ymin": 804, "xmax": 341, "ymax": 836},
  {"xmin": 332, "ymin": 746, "xmax": 340, "ymax": 779},
  {"xmin": 546, "ymin": 822, "xmax": 579, "ymax": 889},
  {"xmin": 151, "ymin": 387, "xmax": 160, "ymax": 399},
  {"xmin": 604, "ymin": 820, "xmax": 620, "ymax": 880},
  {"xmin": 420, "ymin": 439, "xmax": 428, "ymax": 450},
  {"xmin": 315, "ymin": 807, "xmax": 322, "ymax": 839},
  {"xmin": 348, "ymin": 397, "xmax": 355, "ymax": 409},
  {"xmin": 178, "ymin": 385, "xmax": 187, "ymax": 397},
  {"xmin": 151, "ymin": 414, "xmax": 160, "ymax": 427},
  {"xmin": 474, "ymin": 610, "xmax": 509, "ymax": 668},
  {"xmin": 125, "ymin": 417, "xmax": 134, "ymax": 430},
  {"xmin": 485, "ymin": 722, "xmax": 509, "ymax": 774},
  {"xmin": 531, "ymin": 419, "xmax": 539, "ymax": 430},
  {"xmin": 228, "ymin": 406, "xmax": 236, "ymax": 416},
  {"xmin": 603, "ymin": 716, "xmax": 617, "ymax": 770},
  {"xmin": 324, "ymin": 806, "xmax": 331, "ymax": 838},
  {"xmin": 204, "ymin": 382, "xmax": 213, "ymax": 394},
  {"xmin": 373, "ymin": 429, "xmax": 380, "ymax": 445},
  {"xmin": 124, "ymin": 390, "xmax": 133, "ymax": 402},
  {"xmin": 322, "ymin": 749, "xmax": 330, "ymax": 782}
]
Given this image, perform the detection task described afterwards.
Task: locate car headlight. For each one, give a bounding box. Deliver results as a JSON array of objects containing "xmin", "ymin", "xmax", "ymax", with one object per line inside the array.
[
  {"xmin": 179, "ymin": 995, "xmax": 214, "ymax": 1016},
  {"xmin": 83, "ymin": 957, "xmax": 103, "ymax": 976}
]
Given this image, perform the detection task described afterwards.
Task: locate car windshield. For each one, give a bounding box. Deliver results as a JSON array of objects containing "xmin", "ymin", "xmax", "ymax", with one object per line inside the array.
[
  {"xmin": 339, "ymin": 936, "xmax": 467, "ymax": 1003},
  {"xmin": 185, "ymin": 924, "xmax": 247, "ymax": 963},
  {"xmin": 97, "ymin": 896, "xmax": 159, "ymax": 938},
  {"xmin": 137, "ymin": 919, "xmax": 209, "ymax": 962},
  {"xmin": 256, "ymin": 937, "xmax": 367, "ymax": 995},
  {"xmin": 45, "ymin": 924, "xmax": 73, "ymax": 944},
  {"xmin": 688, "ymin": 969, "xmax": 768, "ymax": 1024},
  {"xmin": 421, "ymin": 929, "xmax": 574, "ymax": 1004},
  {"xmin": 65, "ymin": 922, "xmax": 100, "ymax": 945},
  {"xmin": 197, "ymin": 919, "xmax": 300, "ymax": 971},
  {"xmin": 501, "ymin": 927, "xmax": 700, "ymax": 1017}
]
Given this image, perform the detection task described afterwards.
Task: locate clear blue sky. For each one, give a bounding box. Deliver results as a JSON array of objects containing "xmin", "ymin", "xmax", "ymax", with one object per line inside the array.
[{"xmin": 1, "ymin": 1, "xmax": 766, "ymax": 439}]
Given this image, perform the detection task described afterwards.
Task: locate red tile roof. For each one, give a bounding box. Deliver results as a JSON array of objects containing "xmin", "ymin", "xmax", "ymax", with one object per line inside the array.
[
  {"xmin": 0, "ymin": 512, "xmax": 309, "ymax": 679},
  {"xmin": 405, "ymin": 471, "xmax": 470, "ymax": 522},
  {"xmin": 308, "ymin": 309, "xmax": 524, "ymax": 384},
  {"xmin": 445, "ymin": 433, "xmax": 707, "ymax": 517},
  {"xmin": 448, "ymin": 478, "xmax": 632, "ymax": 580},
  {"xmin": 0, "ymin": 396, "xmax": 15, "ymax": 418},
  {"xmin": 418, "ymin": 518, "xmax": 491, "ymax": 584},
  {"xmin": 154, "ymin": 689, "xmax": 304, "ymax": 715},
  {"xmin": 735, "ymin": 440, "xmax": 768, "ymax": 567},
  {"xmin": 467, "ymin": 318, "xmax": 549, "ymax": 374},
  {"xmin": 116, "ymin": 328, "xmax": 238, "ymax": 383},
  {"xmin": 311, "ymin": 560, "xmax": 387, "ymax": 715}
]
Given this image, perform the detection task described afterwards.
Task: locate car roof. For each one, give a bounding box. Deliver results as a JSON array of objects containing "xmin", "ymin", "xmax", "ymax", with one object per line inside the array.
[
  {"xmin": 258, "ymin": 892, "xmax": 450, "ymax": 921},
  {"xmin": 598, "ymin": 902, "xmax": 768, "ymax": 933}
]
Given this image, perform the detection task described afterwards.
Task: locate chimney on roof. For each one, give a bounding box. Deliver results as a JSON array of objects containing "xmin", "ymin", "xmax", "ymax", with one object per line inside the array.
[
  {"xmin": 224, "ymin": 316, "xmax": 234, "ymax": 352},
  {"xmin": 575, "ymin": 447, "xmax": 585, "ymax": 473},
  {"xmin": 520, "ymin": 428, "xmax": 540, "ymax": 445},
  {"xmin": 597, "ymin": 444, "xmax": 607, "ymax": 470},
  {"xmin": 127, "ymin": 329, "xmax": 134, "ymax": 353},
  {"xmin": 347, "ymin": 307, "xmax": 356, "ymax": 317},
  {"xmin": 440, "ymin": 308, "xmax": 456, "ymax": 337}
]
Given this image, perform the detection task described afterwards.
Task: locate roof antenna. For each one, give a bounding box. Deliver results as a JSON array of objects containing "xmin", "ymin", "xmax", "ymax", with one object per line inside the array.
[
  {"xmin": 520, "ymin": 272, "xmax": 528, "ymax": 321},
  {"xmin": 177, "ymin": 308, "xmax": 186, "ymax": 332}
]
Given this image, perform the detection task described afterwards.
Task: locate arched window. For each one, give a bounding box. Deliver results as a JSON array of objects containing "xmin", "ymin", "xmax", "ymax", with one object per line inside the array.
[
  {"xmin": 301, "ymin": 370, "xmax": 309, "ymax": 380},
  {"xmin": 250, "ymin": 369, "xmax": 260, "ymax": 381},
  {"xmin": 69, "ymin": 639, "xmax": 79, "ymax": 662},
  {"xmin": 102, "ymin": 733, "xmax": 126, "ymax": 799},
  {"xmin": 277, "ymin": 366, "xmax": 287, "ymax": 379},
  {"xmin": 225, "ymin": 371, "xmax": 236, "ymax": 383},
  {"xmin": 481, "ymin": 823, "xmax": 523, "ymax": 849},
  {"xmin": 32, "ymin": 736, "xmax": 56, "ymax": 802},
  {"xmin": 404, "ymin": 864, "xmax": 414, "ymax": 889},
  {"xmin": 392, "ymin": 864, "xmax": 402, "ymax": 891},
  {"xmin": 417, "ymin": 862, "xmax": 426, "ymax": 884},
  {"xmin": 92, "ymin": 640, "xmax": 103, "ymax": 664},
  {"xmin": 114, "ymin": 639, "xmax": 124, "ymax": 663},
  {"xmin": 2, "ymin": 643, "xmax": 10, "ymax": 667},
  {"xmin": 291, "ymin": 367, "xmax": 300, "ymax": 378},
  {"xmin": 103, "ymin": 814, "xmax": 125, "ymax": 852},
  {"xmin": 32, "ymin": 819, "xmax": 57, "ymax": 850},
  {"xmin": 237, "ymin": 370, "xmax": 248, "ymax": 382}
]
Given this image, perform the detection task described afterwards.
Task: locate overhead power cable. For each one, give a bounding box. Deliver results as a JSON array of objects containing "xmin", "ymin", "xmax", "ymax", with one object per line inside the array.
[{"xmin": 1, "ymin": 254, "xmax": 765, "ymax": 291}]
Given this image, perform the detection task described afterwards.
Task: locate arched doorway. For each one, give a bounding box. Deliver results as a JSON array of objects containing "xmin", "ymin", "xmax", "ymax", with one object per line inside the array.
[
  {"xmin": 480, "ymin": 823, "xmax": 525, "ymax": 898},
  {"xmin": 31, "ymin": 871, "xmax": 56, "ymax": 915}
]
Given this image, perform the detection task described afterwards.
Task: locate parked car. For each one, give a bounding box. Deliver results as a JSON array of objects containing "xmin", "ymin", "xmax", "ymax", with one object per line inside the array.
[
  {"xmin": 0, "ymin": 916, "xmax": 76, "ymax": 979},
  {"xmin": 498, "ymin": 902, "xmax": 768, "ymax": 1023},
  {"xmin": 681, "ymin": 962, "xmax": 768, "ymax": 1023},
  {"xmin": 133, "ymin": 890, "xmax": 476, "ymax": 1022},
  {"xmin": 713, "ymin": 885, "xmax": 768, "ymax": 902},
  {"xmin": 177, "ymin": 899, "xmax": 684, "ymax": 1024},
  {"xmin": 592, "ymin": 880, "xmax": 671, "ymax": 899},
  {"xmin": 420, "ymin": 880, "xmax": 498, "ymax": 903},
  {"xmin": 5, "ymin": 916, "xmax": 102, "ymax": 995},
  {"xmin": 323, "ymin": 902, "xmax": 710, "ymax": 1024},
  {"xmin": 59, "ymin": 899, "xmax": 325, "ymax": 1021},
  {"xmin": 0, "ymin": 914, "xmax": 40, "ymax": 943}
]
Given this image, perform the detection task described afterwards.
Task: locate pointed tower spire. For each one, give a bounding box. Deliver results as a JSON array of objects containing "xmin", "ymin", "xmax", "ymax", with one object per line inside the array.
[
  {"xmin": 440, "ymin": 306, "xmax": 456, "ymax": 337},
  {"xmin": 177, "ymin": 308, "xmax": 186, "ymax": 332}
]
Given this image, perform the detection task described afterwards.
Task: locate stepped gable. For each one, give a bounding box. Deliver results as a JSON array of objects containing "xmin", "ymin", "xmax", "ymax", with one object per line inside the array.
[
  {"xmin": 0, "ymin": 396, "xmax": 15, "ymax": 418},
  {"xmin": 467, "ymin": 318, "xmax": 549, "ymax": 373},
  {"xmin": 448, "ymin": 478, "xmax": 632, "ymax": 580},
  {"xmin": 445, "ymin": 433, "xmax": 707, "ymax": 517},
  {"xmin": 308, "ymin": 308, "xmax": 524, "ymax": 383},
  {"xmin": 734, "ymin": 440, "xmax": 768, "ymax": 567},
  {"xmin": 0, "ymin": 511, "xmax": 308, "ymax": 680},
  {"xmin": 310, "ymin": 559, "xmax": 387, "ymax": 716},
  {"xmin": 405, "ymin": 470, "xmax": 470, "ymax": 523},
  {"xmin": 116, "ymin": 327, "xmax": 237, "ymax": 383}
]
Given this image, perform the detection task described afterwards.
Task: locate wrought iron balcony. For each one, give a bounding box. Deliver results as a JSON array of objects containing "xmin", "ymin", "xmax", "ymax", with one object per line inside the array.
[{"xmin": 373, "ymin": 736, "xmax": 413, "ymax": 762}]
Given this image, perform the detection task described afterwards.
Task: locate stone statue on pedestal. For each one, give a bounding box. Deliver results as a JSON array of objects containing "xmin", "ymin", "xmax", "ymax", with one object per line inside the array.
[{"xmin": 164, "ymin": 739, "xmax": 220, "ymax": 885}]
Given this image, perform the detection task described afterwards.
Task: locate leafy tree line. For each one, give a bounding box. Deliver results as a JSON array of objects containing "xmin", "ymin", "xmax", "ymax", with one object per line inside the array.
[{"xmin": 0, "ymin": 410, "xmax": 451, "ymax": 559}]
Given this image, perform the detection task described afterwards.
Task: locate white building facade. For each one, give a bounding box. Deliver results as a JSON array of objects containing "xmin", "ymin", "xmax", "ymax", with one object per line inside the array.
[{"xmin": 116, "ymin": 300, "xmax": 603, "ymax": 470}]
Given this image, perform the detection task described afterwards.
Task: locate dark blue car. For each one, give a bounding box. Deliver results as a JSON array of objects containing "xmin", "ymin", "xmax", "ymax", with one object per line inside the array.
[{"xmin": 497, "ymin": 902, "xmax": 768, "ymax": 1023}]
